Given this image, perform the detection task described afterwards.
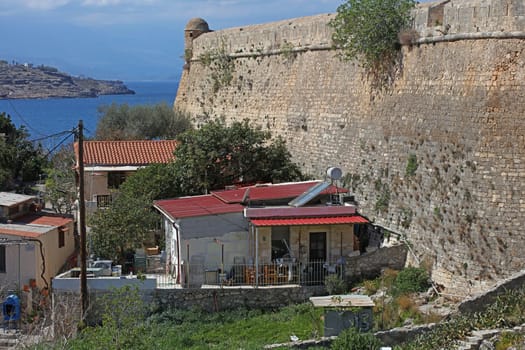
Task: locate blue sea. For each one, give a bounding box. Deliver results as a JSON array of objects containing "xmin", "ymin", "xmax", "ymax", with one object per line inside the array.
[{"xmin": 0, "ymin": 81, "xmax": 179, "ymax": 147}]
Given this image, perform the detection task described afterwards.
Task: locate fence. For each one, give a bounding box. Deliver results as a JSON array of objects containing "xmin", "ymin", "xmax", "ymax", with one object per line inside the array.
[{"xmin": 155, "ymin": 260, "xmax": 345, "ymax": 288}]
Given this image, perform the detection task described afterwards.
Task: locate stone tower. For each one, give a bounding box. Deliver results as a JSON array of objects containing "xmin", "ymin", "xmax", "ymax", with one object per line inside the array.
[{"xmin": 184, "ymin": 18, "xmax": 210, "ymax": 65}]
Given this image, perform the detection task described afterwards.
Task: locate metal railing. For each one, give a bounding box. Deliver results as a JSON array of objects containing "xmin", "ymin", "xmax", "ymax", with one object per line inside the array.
[
  {"xmin": 155, "ymin": 260, "xmax": 345, "ymax": 288},
  {"xmin": 96, "ymin": 194, "xmax": 112, "ymax": 208}
]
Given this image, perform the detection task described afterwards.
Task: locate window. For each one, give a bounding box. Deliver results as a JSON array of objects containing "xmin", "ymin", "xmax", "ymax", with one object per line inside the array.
[
  {"xmin": 58, "ymin": 229, "xmax": 65, "ymax": 248},
  {"xmin": 0, "ymin": 245, "xmax": 5, "ymax": 273},
  {"xmin": 108, "ymin": 171, "xmax": 127, "ymax": 189},
  {"xmin": 271, "ymin": 226, "xmax": 290, "ymax": 260}
]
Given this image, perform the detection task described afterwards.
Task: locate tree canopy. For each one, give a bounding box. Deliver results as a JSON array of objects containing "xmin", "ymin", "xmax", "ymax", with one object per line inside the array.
[
  {"xmin": 94, "ymin": 102, "xmax": 192, "ymax": 140},
  {"xmin": 44, "ymin": 144, "xmax": 77, "ymax": 215},
  {"xmin": 88, "ymin": 118, "xmax": 305, "ymax": 261},
  {"xmin": 173, "ymin": 118, "xmax": 305, "ymax": 195},
  {"xmin": 88, "ymin": 164, "xmax": 179, "ymax": 262},
  {"xmin": 329, "ymin": 0, "xmax": 415, "ymax": 70},
  {"xmin": 0, "ymin": 112, "xmax": 48, "ymax": 191}
]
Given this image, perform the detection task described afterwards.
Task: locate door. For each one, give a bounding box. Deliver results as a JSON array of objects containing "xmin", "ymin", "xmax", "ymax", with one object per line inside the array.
[{"xmin": 309, "ymin": 232, "xmax": 326, "ymax": 261}]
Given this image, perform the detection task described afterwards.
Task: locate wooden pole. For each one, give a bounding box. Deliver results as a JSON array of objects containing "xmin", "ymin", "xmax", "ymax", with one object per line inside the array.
[{"xmin": 78, "ymin": 120, "xmax": 88, "ymax": 321}]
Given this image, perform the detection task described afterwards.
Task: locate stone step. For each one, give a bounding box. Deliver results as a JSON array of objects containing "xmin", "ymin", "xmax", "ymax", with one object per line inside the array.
[{"xmin": 0, "ymin": 330, "xmax": 20, "ymax": 349}]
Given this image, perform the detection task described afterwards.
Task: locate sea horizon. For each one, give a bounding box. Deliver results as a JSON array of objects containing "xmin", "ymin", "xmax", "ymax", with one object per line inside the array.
[{"xmin": 0, "ymin": 81, "xmax": 179, "ymax": 150}]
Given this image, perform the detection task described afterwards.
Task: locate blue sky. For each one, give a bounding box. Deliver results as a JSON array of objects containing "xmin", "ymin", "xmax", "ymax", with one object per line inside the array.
[{"xmin": 1, "ymin": 0, "xmax": 349, "ymax": 81}]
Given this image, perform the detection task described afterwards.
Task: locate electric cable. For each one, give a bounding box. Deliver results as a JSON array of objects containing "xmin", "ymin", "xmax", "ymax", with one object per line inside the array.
[{"xmin": 6, "ymin": 99, "xmax": 46, "ymax": 137}]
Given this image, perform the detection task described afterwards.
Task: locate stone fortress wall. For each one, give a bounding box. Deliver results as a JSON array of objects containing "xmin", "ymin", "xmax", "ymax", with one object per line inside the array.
[{"xmin": 174, "ymin": 0, "xmax": 525, "ymax": 296}]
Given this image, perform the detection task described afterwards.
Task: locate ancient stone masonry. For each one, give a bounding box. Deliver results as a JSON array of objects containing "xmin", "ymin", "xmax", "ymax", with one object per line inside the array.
[{"xmin": 174, "ymin": 0, "xmax": 525, "ymax": 296}]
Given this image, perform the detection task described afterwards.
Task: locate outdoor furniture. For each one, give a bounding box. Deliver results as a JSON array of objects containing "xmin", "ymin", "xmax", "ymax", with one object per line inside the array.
[
  {"xmin": 244, "ymin": 266, "xmax": 256, "ymax": 285},
  {"xmin": 263, "ymin": 265, "xmax": 277, "ymax": 285}
]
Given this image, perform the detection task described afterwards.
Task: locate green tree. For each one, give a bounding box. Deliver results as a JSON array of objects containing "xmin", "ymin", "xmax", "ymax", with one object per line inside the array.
[
  {"xmin": 44, "ymin": 144, "xmax": 77, "ymax": 214},
  {"xmin": 173, "ymin": 118, "xmax": 304, "ymax": 195},
  {"xmin": 329, "ymin": 0, "xmax": 415, "ymax": 70},
  {"xmin": 94, "ymin": 103, "xmax": 192, "ymax": 140},
  {"xmin": 0, "ymin": 112, "xmax": 48, "ymax": 191},
  {"xmin": 88, "ymin": 164, "xmax": 179, "ymax": 262},
  {"xmin": 67, "ymin": 285, "xmax": 152, "ymax": 350},
  {"xmin": 88, "ymin": 119, "xmax": 304, "ymax": 261}
]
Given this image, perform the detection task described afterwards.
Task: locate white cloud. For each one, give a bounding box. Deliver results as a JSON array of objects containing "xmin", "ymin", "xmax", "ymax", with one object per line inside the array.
[
  {"xmin": 81, "ymin": 0, "xmax": 157, "ymax": 6},
  {"xmin": 12, "ymin": 0, "xmax": 70, "ymax": 10},
  {"xmin": 82, "ymin": 0, "xmax": 122, "ymax": 6}
]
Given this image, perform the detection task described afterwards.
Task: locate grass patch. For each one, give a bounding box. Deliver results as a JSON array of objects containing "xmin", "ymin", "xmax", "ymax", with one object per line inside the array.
[{"xmin": 51, "ymin": 303, "xmax": 323, "ymax": 350}]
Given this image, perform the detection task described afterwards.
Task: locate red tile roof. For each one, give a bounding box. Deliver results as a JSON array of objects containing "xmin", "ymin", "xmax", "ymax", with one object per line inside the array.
[
  {"xmin": 154, "ymin": 195, "xmax": 245, "ymax": 220},
  {"xmin": 75, "ymin": 140, "xmax": 177, "ymax": 166},
  {"xmin": 250, "ymin": 215, "xmax": 369, "ymax": 226},
  {"xmin": 212, "ymin": 181, "xmax": 347, "ymax": 204}
]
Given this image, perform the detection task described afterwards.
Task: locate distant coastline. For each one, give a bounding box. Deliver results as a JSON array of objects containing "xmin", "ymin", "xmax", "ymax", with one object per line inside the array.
[{"xmin": 0, "ymin": 61, "xmax": 134, "ymax": 99}]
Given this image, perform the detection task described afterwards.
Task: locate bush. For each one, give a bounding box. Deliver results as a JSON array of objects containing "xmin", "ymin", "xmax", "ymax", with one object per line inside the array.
[
  {"xmin": 331, "ymin": 327, "xmax": 381, "ymax": 350},
  {"xmin": 393, "ymin": 267, "xmax": 430, "ymax": 296},
  {"xmin": 325, "ymin": 275, "xmax": 347, "ymax": 295},
  {"xmin": 329, "ymin": 0, "xmax": 415, "ymax": 70}
]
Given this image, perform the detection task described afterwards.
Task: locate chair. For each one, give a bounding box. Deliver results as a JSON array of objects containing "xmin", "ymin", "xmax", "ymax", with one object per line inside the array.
[
  {"xmin": 244, "ymin": 266, "xmax": 256, "ymax": 285},
  {"xmin": 263, "ymin": 265, "xmax": 277, "ymax": 285}
]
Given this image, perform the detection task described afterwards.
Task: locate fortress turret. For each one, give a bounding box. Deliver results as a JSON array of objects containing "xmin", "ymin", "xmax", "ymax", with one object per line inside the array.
[{"xmin": 184, "ymin": 18, "xmax": 210, "ymax": 66}]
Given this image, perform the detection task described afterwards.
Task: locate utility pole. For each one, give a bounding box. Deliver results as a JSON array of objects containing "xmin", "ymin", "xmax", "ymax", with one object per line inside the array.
[{"xmin": 77, "ymin": 120, "xmax": 88, "ymax": 320}]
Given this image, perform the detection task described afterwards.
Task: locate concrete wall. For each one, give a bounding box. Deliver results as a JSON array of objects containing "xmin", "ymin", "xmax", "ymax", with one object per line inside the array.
[
  {"xmin": 0, "ymin": 223, "xmax": 74, "ymax": 291},
  {"xmin": 0, "ymin": 239, "xmax": 36, "ymax": 292},
  {"xmin": 174, "ymin": 0, "xmax": 525, "ymax": 296},
  {"xmin": 52, "ymin": 274, "xmax": 157, "ymax": 292},
  {"xmin": 38, "ymin": 223, "xmax": 76, "ymax": 289}
]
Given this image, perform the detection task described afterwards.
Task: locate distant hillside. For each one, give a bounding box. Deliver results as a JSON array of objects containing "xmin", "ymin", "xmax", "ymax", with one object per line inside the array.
[{"xmin": 0, "ymin": 61, "xmax": 134, "ymax": 99}]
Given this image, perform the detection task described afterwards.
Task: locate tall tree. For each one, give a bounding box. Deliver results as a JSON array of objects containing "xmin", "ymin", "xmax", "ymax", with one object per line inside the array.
[
  {"xmin": 44, "ymin": 144, "xmax": 77, "ymax": 214},
  {"xmin": 0, "ymin": 112, "xmax": 48, "ymax": 191},
  {"xmin": 94, "ymin": 103, "xmax": 192, "ymax": 140},
  {"xmin": 173, "ymin": 118, "xmax": 305, "ymax": 195},
  {"xmin": 88, "ymin": 164, "xmax": 179, "ymax": 262},
  {"xmin": 87, "ymin": 119, "xmax": 305, "ymax": 261}
]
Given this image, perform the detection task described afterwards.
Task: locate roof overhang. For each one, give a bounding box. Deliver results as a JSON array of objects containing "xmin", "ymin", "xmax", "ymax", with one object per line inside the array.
[
  {"xmin": 84, "ymin": 165, "xmax": 143, "ymax": 172},
  {"xmin": 250, "ymin": 215, "xmax": 368, "ymax": 227},
  {"xmin": 245, "ymin": 205, "xmax": 356, "ymax": 218}
]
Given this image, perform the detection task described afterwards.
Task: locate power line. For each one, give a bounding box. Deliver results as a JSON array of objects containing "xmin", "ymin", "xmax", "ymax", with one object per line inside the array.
[
  {"xmin": 42, "ymin": 130, "xmax": 76, "ymax": 159},
  {"xmin": 6, "ymin": 99, "xmax": 46, "ymax": 137},
  {"xmin": 30, "ymin": 129, "xmax": 74, "ymax": 143}
]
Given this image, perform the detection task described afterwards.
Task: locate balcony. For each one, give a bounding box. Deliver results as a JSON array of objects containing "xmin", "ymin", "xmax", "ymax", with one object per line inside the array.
[{"xmin": 156, "ymin": 260, "xmax": 345, "ymax": 288}]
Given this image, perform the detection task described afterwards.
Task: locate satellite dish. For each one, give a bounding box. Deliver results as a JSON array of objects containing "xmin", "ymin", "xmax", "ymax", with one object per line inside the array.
[{"xmin": 326, "ymin": 167, "xmax": 342, "ymax": 180}]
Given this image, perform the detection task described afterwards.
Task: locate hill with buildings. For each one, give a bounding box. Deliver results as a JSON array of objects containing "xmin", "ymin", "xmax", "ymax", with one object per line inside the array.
[{"xmin": 0, "ymin": 60, "xmax": 134, "ymax": 99}]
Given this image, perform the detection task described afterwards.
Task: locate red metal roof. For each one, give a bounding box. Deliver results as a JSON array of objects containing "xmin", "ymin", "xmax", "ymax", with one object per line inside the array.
[
  {"xmin": 0, "ymin": 227, "xmax": 43, "ymax": 238},
  {"xmin": 154, "ymin": 195, "xmax": 244, "ymax": 219},
  {"xmin": 250, "ymin": 215, "xmax": 369, "ymax": 226},
  {"xmin": 212, "ymin": 181, "xmax": 347, "ymax": 204},
  {"xmin": 17, "ymin": 213, "xmax": 73, "ymax": 227},
  {"xmin": 245, "ymin": 205, "xmax": 356, "ymax": 218},
  {"xmin": 75, "ymin": 140, "xmax": 177, "ymax": 166},
  {"xmin": 0, "ymin": 213, "xmax": 73, "ymax": 238}
]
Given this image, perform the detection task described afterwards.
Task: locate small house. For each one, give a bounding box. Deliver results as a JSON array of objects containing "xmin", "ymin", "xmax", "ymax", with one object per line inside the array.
[
  {"xmin": 154, "ymin": 181, "xmax": 368, "ymax": 287},
  {"xmin": 74, "ymin": 140, "xmax": 177, "ymax": 212},
  {"xmin": 0, "ymin": 192, "xmax": 75, "ymax": 290}
]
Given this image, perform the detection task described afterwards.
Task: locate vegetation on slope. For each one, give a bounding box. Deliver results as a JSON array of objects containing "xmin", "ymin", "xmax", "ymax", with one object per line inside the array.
[{"xmin": 0, "ymin": 112, "xmax": 48, "ymax": 191}]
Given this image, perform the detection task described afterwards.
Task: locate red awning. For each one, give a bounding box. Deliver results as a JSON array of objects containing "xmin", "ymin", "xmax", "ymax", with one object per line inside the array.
[{"xmin": 250, "ymin": 215, "xmax": 369, "ymax": 227}]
